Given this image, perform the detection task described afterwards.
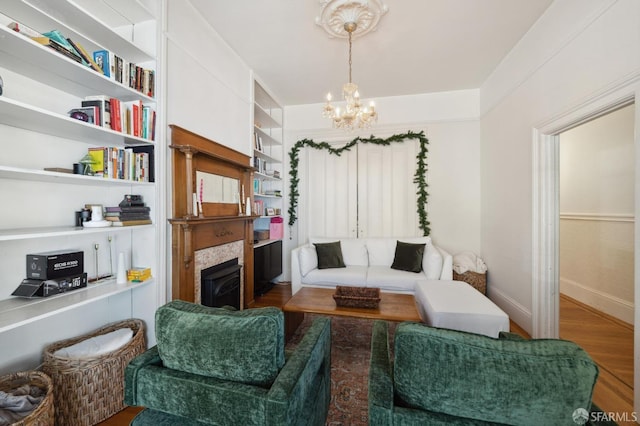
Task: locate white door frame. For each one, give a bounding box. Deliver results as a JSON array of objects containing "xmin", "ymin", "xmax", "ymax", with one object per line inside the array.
[{"xmin": 531, "ymin": 74, "xmax": 639, "ymax": 410}]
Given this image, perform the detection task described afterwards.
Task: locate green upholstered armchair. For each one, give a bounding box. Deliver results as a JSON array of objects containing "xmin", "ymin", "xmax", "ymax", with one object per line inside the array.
[
  {"xmin": 125, "ymin": 300, "xmax": 331, "ymax": 426},
  {"xmin": 369, "ymin": 321, "xmax": 612, "ymax": 426}
]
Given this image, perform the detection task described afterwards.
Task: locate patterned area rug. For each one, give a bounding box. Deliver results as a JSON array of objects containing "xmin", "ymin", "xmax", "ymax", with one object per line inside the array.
[{"xmin": 286, "ymin": 314, "xmax": 397, "ymax": 426}]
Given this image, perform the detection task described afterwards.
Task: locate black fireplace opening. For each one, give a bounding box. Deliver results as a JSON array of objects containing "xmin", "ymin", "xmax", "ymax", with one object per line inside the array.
[{"xmin": 201, "ymin": 258, "xmax": 241, "ymax": 310}]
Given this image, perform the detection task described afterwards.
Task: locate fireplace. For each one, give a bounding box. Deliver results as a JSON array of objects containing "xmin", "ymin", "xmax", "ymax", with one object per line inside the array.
[
  {"xmin": 201, "ymin": 258, "xmax": 241, "ymax": 309},
  {"xmin": 169, "ymin": 125, "xmax": 257, "ymax": 307}
]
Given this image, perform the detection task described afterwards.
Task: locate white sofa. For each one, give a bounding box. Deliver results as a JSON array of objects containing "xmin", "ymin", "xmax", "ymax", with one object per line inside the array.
[{"xmin": 291, "ymin": 237, "xmax": 453, "ymax": 295}]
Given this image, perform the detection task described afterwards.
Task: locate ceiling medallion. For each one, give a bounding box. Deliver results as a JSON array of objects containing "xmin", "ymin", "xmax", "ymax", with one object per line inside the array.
[{"xmin": 315, "ymin": 0, "xmax": 388, "ymax": 39}]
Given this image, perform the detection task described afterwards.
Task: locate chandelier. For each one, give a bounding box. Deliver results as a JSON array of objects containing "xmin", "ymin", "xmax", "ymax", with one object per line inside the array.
[{"xmin": 317, "ymin": 0, "xmax": 388, "ymax": 130}]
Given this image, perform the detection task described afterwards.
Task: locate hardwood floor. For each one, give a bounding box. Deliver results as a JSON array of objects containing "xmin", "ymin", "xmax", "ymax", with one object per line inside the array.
[
  {"xmin": 559, "ymin": 294, "xmax": 635, "ymax": 424},
  {"xmin": 100, "ymin": 288, "xmax": 636, "ymax": 425}
]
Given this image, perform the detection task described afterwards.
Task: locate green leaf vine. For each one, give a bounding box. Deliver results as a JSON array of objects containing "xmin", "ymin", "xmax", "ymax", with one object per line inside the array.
[{"xmin": 288, "ymin": 131, "xmax": 431, "ymax": 236}]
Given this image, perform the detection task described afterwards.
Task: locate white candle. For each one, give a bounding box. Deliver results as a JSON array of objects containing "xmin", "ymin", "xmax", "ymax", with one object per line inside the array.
[{"xmin": 192, "ymin": 193, "xmax": 198, "ymax": 216}]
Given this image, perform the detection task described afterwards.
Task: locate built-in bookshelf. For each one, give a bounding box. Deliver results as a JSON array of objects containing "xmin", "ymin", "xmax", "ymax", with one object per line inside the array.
[
  {"xmin": 252, "ymin": 79, "xmax": 283, "ymax": 232},
  {"xmin": 252, "ymin": 78, "xmax": 283, "ymax": 293},
  {"xmin": 0, "ymin": 0, "xmax": 163, "ymax": 371}
]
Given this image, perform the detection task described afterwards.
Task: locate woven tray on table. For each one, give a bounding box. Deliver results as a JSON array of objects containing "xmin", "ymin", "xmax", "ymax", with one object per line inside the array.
[
  {"xmin": 42, "ymin": 318, "xmax": 146, "ymax": 426},
  {"xmin": 333, "ymin": 286, "xmax": 381, "ymax": 309},
  {"xmin": 0, "ymin": 370, "xmax": 54, "ymax": 426},
  {"xmin": 453, "ymin": 270, "xmax": 487, "ymax": 295}
]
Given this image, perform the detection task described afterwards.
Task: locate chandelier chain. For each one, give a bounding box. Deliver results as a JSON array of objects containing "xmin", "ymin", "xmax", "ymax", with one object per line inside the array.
[{"xmin": 348, "ymin": 30, "xmax": 352, "ymax": 84}]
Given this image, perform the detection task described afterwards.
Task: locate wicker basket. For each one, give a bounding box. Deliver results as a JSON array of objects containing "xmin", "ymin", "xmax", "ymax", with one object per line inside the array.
[
  {"xmin": 453, "ymin": 270, "xmax": 487, "ymax": 295},
  {"xmin": 0, "ymin": 371, "xmax": 54, "ymax": 426},
  {"xmin": 333, "ymin": 286, "xmax": 381, "ymax": 309},
  {"xmin": 42, "ymin": 319, "xmax": 146, "ymax": 426}
]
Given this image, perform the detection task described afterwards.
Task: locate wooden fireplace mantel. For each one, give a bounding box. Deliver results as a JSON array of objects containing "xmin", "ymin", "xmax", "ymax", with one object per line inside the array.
[{"xmin": 169, "ymin": 125, "xmax": 257, "ymax": 307}]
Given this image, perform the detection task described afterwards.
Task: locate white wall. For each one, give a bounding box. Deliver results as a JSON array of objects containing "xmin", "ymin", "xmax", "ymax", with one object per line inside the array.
[
  {"xmin": 480, "ymin": 0, "xmax": 639, "ymax": 332},
  {"xmin": 283, "ymin": 90, "xmax": 482, "ymax": 279},
  {"xmin": 559, "ymin": 104, "xmax": 635, "ymax": 324},
  {"xmin": 165, "ymin": 0, "xmax": 252, "ymax": 156}
]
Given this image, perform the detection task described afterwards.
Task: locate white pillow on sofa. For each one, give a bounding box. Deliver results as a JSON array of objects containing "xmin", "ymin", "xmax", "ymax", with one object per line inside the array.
[
  {"xmin": 299, "ymin": 246, "xmax": 318, "ymax": 276},
  {"xmin": 309, "ymin": 237, "xmax": 368, "ymax": 266},
  {"xmin": 423, "ymin": 242, "xmax": 443, "ymax": 279}
]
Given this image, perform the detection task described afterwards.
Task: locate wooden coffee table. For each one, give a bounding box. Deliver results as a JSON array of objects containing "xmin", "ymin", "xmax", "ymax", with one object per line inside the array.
[{"xmin": 283, "ymin": 287, "xmax": 421, "ymax": 337}]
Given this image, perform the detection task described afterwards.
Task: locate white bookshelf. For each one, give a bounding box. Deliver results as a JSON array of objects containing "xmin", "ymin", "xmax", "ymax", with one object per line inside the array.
[{"xmin": 0, "ymin": 0, "xmax": 163, "ymax": 367}]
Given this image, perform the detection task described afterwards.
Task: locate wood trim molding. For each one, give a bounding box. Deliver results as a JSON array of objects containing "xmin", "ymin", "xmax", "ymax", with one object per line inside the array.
[{"xmin": 169, "ymin": 125, "xmax": 257, "ymax": 307}]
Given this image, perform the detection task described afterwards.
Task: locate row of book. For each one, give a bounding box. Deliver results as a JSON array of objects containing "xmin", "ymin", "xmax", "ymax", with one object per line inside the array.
[
  {"xmin": 69, "ymin": 95, "xmax": 156, "ymax": 141},
  {"xmin": 94, "ymin": 49, "xmax": 155, "ymax": 98},
  {"xmin": 105, "ymin": 205, "xmax": 152, "ymax": 227},
  {"xmin": 87, "ymin": 146, "xmax": 152, "ymax": 182},
  {"xmin": 253, "ymin": 157, "xmax": 270, "ymax": 175},
  {"xmin": 253, "ymin": 131, "xmax": 265, "ymax": 151},
  {"xmin": 8, "ymin": 22, "xmax": 155, "ymax": 98},
  {"xmin": 253, "ymin": 179, "xmax": 281, "ymax": 196}
]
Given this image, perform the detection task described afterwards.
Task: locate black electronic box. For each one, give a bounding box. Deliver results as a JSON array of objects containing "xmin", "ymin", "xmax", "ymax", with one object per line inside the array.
[
  {"xmin": 26, "ymin": 250, "xmax": 84, "ymax": 280},
  {"xmin": 12, "ymin": 272, "xmax": 88, "ymax": 298}
]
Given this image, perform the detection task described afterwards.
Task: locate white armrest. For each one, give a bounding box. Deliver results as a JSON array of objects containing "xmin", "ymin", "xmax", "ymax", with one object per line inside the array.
[
  {"xmin": 290, "ymin": 245, "xmax": 305, "ymax": 294},
  {"xmin": 436, "ymin": 246, "xmax": 453, "ymax": 280}
]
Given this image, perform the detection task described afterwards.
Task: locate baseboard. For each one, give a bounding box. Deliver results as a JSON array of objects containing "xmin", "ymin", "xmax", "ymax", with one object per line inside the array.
[
  {"xmin": 560, "ymin": 277, "xmax": 633, "ymax": 325},
  {"xmin": 489, "ymin": 287, "xmax": 532, "ymax": 336}
]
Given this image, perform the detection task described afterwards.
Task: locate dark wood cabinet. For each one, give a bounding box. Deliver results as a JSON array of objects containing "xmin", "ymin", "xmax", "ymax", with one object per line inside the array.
[{"xmin": 254, "ymin": 240, "xmax": 282, "ymax": 296}]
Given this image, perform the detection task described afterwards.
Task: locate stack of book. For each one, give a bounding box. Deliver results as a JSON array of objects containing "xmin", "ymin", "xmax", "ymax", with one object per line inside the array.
[
  {"xmin": 104, "ymin": 205, "xmax": 151, "ymax": 226},
  {"xmin": 127, "ymin": 267, "xmax": 151, "ymax": 282}
]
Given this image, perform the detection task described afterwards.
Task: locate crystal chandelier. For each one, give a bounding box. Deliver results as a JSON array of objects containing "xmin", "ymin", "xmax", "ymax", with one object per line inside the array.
[
  {"xmin": 317, "ymin": 0, "xmax": 387, "ymax": 130},
  {"xmin": 321, "ymin": 21, "xmax": 377, "ymax": 130}
]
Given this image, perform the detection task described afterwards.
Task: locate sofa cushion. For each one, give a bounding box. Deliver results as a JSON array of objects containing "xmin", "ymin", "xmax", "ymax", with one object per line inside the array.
[
  {"xmin": 314, "ymin": 241, "xmax": 346, "ymax": 269},
  {"xmin": 365, "ymin": 266, "xmax": 421, "ymax": 292},
  {"xmin": 310, "ymin": 237, "xmax": 368, "ymax": 266},
  {"xmin": 155, "ymin": 300, "xmax": 285, "ymax": 387},
  {"xmin": 299, "ymin": 246, "xmax": 318, "ymax": 276},
  {"xmin": 391, "ymin": 241, "xmax": 426, "ymax": 273},
  {"xmin": 303, "ymin": 266, "xmax": 367, "ymax": 287},
  {"xmin": 393, "ymin": 322, "xmax": 598, "ymax": 425},
  {"xmin": 365, "ymin": 239, "xmax": 398, "ymax": 267}
]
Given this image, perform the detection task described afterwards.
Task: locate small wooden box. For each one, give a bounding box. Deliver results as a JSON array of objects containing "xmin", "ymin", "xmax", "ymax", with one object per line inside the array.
[{"xmin": 333, "ymin": 286, "xmax": 381, "ymax": 309}]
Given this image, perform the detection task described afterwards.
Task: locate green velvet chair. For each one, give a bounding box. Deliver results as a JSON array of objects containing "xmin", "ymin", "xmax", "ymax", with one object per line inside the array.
[
  {"xmin": 369, "ymin": 321, "xmax": 614, "ymax": 426},
  {"xmin": 125, "ymin": 300, "xmax": 331, "ymax": 425}
]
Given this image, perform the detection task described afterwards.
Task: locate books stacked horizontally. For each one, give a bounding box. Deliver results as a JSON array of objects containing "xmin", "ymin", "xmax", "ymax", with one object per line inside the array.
[
  {"xmin": 127, "ymin": 267, "xmax": 151, "ymax": 282},
  {"xmin": 105, "ymin": 205, "xmax": 151, "ymax": 227}
]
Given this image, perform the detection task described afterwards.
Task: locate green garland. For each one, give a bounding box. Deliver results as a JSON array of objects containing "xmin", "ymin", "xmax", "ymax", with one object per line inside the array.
[{"xmin": 288, "ymin": 131, "xmax": 431, "ymax": 236}]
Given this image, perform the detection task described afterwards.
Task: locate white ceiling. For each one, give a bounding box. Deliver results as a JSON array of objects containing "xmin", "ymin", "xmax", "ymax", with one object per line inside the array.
[{"xmin": 190, "ymin": 0, "xmax": 553, "ymax": 106}]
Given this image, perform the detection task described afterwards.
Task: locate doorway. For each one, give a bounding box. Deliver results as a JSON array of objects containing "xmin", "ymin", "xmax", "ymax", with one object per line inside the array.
[
  {"xmin": 531, "ymin": 84, "xmax": 638, "ymax": 414},
  {"xmin": 558, "ymin": 104, "xmax": 635, "ymax": 414}
]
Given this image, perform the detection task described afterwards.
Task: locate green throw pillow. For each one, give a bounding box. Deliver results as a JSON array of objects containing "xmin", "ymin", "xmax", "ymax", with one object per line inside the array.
[
  {"xmin": 314, "ymin": 241, "xmax": 346, "ymax": 269},
  {"xmin": 390, "ymin": 241, "xmax": 425, "ymax": 273}
]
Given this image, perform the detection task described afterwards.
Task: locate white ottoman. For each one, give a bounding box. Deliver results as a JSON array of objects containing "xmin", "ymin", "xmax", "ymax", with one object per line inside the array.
[{"xmin": 414, "ymin": 280, "xmax": 509, "ymax": 338}]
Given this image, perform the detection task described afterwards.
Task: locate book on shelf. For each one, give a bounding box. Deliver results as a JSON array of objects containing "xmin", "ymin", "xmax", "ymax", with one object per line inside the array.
[
  {"xmin": 31, "ymin": 36, "xmax": 83, "ymax": 63},
  {"xmin": 81, "ymin": 97, "xmax": 110, "ymax": 128},
  {"xmin": 66, "ymin": 38, "xmax": 104, "ymax": 74},
  {"xmin": 110, "ymin": 218, "xmax": 152, "ymax": 227},
  {"xmin": 93, "ymin": 49, "xmax": 110, "ymax": 77},
  {"xmin": 87, "ymin": 147, "xmax": 105, "ymax": 175}
]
